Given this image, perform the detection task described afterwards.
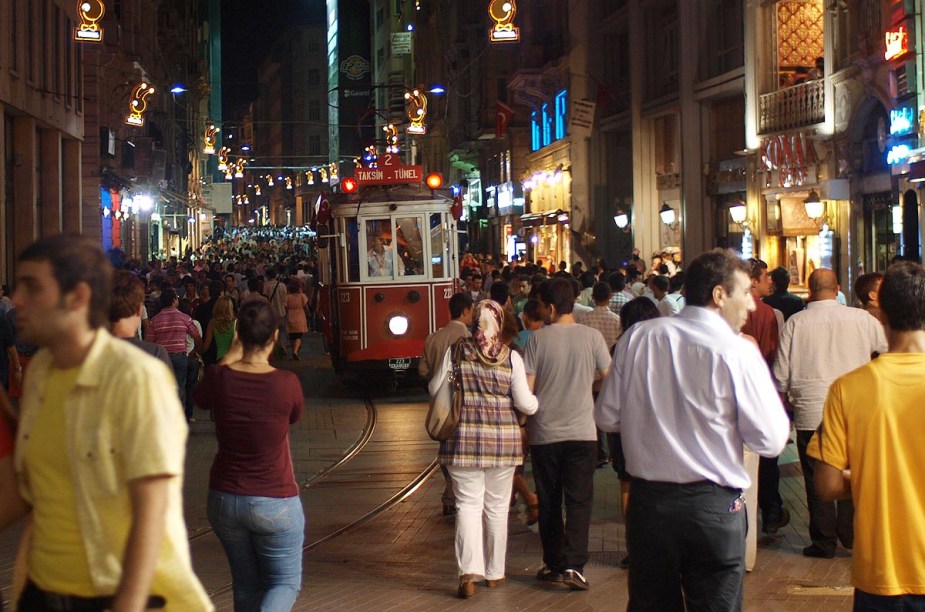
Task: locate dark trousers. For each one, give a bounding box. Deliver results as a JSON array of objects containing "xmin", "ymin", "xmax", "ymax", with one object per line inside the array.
[
  {"xmin": 184, "ymin": 355, "xmax": 200, "ymax": 421},
  {"xmin": 855, "ymin": 590, "xmax": 925, "ymax": 611},
  {"xmin": 168, "ymin": 352, "xmax": 189, "ymax": 415},
  {"xmin": 530, "ymin": 440, "xmax": 596, "ymax": 572},
  {"xmin": 627, "ymin": 479, "xmax": 746, "ymax": 612},
  {"xmin": 758, "ymin": 454, "xmax": 784, "ymax": 522},
  {"xmin": 797, "ymin": 429, "xmax": 853, "ymax": 554}
]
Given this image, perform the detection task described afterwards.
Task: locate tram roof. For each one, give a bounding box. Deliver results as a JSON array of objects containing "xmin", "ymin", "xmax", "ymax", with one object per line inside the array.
[{"xmin": 330, "ymin": 185, "xmax": 453, "ymax": 217}]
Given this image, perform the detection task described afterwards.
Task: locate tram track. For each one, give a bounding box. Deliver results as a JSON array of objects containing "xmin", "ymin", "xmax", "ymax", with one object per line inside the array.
[{"xmin": 203, "ymin": 396, "xmax": 439, "ymax": 600}]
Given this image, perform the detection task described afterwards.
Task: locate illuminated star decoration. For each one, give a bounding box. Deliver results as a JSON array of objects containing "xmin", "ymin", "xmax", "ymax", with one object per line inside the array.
[
  {"xmin": 203, "ymin": 124, "xmax": 219, "ymax": 155},
  {"xmin": 384, "ymin": 123, "xmax": 400, "ymax": 153},
  {"xmin": 75, "ymin": 0, "xmax": 105, "ymax": 42},
  {"xmin": 285, "ymin": 176, "xmax": 293, "ymax": 190},
  {"xmin": 404, "ymin": 89, "xmax": 428, "ymax": 135},
  {"xmin": 307, "ymin": 170, "xmax": 315, "ymax": 185},
  {"xmin": 126, "ymin": 82, "xmax": 155, "ymax": 127},
  {"xmin": 217, "ymin": 147, "xmax": 230, "ymax": 171},
  {"xmin": 329, "ymin": 163, "xmax": 339, "ymax": 180},
  {"xmin": 363, "ymin": 146, "xmax": 379, "ymax": 168},
  {"xmin": 489, "ymin": 0, "xmax": 520, "ymax": 43}
]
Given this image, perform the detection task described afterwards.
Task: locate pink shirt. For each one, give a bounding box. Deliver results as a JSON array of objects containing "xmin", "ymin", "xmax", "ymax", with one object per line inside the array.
[{"xmin": 147, "ymin": 307, "xmax": 201, "ymax": 354}]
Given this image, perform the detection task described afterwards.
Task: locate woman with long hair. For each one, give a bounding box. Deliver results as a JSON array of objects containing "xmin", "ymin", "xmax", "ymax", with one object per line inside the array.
[
  {"xmin": 284, "ymin": 280, "xmax": 309, "ymax": 360},
  {"xmin": 429, "ymin": 300, "xmax": 538, "ymax": 599},
  {"xmin": 194, "ymin": 301, "xmax": 305, "ymax": 611},
  {"xmin": 203, "ymin": 295, "xmax": 236, "ymax": 362}
]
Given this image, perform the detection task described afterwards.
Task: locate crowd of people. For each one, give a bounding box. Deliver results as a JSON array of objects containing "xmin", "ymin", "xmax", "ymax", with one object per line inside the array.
[{"xmin": 0, "ymin": 227, "xmax": 923, "ymax": 611}]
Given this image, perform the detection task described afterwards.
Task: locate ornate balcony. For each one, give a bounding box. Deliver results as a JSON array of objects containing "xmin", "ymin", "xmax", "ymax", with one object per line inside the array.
[{"xmin": 758, "ymin": 79, "xmax": 825, "ymax": 134}]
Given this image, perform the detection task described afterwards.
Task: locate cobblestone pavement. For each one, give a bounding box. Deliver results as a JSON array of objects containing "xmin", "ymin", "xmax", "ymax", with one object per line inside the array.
[{"xmin": 1, "ymin": 333, "xmax": 854, "ymax": 610}]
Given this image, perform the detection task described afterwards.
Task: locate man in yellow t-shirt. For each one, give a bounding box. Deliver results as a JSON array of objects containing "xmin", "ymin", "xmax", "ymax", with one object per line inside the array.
[
  {"xmin": 810, "ymin": 261, "xmax": 925, "ymax": 609},
  {"xmin": 7, "ymin": 235, "xmax": 212, "ymax": 611}
]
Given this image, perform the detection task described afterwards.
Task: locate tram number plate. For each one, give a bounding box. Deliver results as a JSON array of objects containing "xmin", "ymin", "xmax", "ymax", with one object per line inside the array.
[{"xmin": 388, "ymin": 358, "xmax": 411, "ymax": 370}]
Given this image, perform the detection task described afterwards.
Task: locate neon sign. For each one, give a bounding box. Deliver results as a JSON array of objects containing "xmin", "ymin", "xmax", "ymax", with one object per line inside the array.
[
  {"xmin": 887, "ymin": 144, "xmax": 911, "ymax": 165},
  {"xmin": 885, "ymin": 26, "xmax": 909, "ymax": 61},
  {"xmin": 404, "ymin": 89, "xmax": 427, "ymax": 135},
  {"xmin": 74, "ymin": 1, "xmax": 105, "ymax": 42},
  {"xmin": 489, "ymin": 1, "xmax": 520, "ymax": 43},
  {"xmin": 203, "ymin": 124, "xmax": 219, "ymax": 155},
  {"xmin": 890, "ymin": 107, "xmax": 915, "ymax": 135},
  {"xmin": 125, "ymin": 83, "xmax": 154, "ymax": 127}
]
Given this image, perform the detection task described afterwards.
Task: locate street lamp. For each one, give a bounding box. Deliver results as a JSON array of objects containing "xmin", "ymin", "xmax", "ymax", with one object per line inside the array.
[
  {"xmin": 659, "ymin": 203, "xmax": 679, "ymax": 230},
  {"xmin": 803, "ymin": 190, "xmax": 824, "ymax": 220},
  {"xmin": 613, "ymin": 209, "xmax": 630, "ymax": 233}
]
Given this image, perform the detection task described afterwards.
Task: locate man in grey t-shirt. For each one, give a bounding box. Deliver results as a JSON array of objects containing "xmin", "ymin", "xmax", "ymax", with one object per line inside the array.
[{"xmin": 525, "ymin": 277, "xmax": 611, "ymax": 590}]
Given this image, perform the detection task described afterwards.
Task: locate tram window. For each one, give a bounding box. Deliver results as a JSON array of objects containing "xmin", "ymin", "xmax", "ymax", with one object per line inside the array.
[
  {"xmin": 395, "ymin": 217, "xmax": 425, "ymax": 277},
  {"xmin": 366, "ymin": 219, "xmax": 404, "ymax": 278},
  {"xmin": 430, "ymin": 213, "xmax": 447, "ymax": 278},
  {"xmin": 345, "ymin": 218, "xmax": 360, "ymax": 282}
]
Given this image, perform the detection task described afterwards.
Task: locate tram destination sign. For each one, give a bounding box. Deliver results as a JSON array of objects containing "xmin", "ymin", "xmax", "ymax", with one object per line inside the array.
[{"xmin": 355, "ymin": 153, "xmax": 424, "ymax": 185}]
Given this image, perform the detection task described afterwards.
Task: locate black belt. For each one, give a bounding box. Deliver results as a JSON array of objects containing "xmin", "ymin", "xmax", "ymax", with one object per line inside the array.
[{"xmin": 21, "ymin": 582, "xmax": 166, "ymax": 611}]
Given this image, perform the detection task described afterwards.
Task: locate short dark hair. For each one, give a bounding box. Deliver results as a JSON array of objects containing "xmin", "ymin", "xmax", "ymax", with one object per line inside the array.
[
  {"xmin": 247, "ymin": 277, "xmax": 259, "ymax": 292},
  {"xmin": 160, "ymin": 288, "xmax": 178, "ymax": 308},
  {"xmin": 522, "ymin": 299, "xmax": 542, "ymax": 322},
  {"xmin": 110, "ymin": 271, "xmax": 145, "ymax": 322},
  {"xmin": 684, "ymin": 250, "xmax": 749, "ymax": 307},
  {"xmin": 236, "ymin": 300, "xmax": 280, "ymax": 350},
  {"xmin": 746, "ymin": 257, "xmax": 768, "ymax": 281},
  {"xmin": 591, "ymin": 281, "xmax": 611, "ymax": 303},
  {"xmin": 608, "ymin": 271, "xmax": 626, "ymax": 292},
  {"xmin": 854, "ymin": 272, "xmax": 883, "ymax": 307},
  {"xmin": 669, "ymin": 271, "xmax": 685, "ymax": 293},
  {"xmin": 652, "ymin": 275, "xmax": 670, "ymax": 293},
  {"xmin": 18, "ymin": 234, "xmax": 112, "ymax": 329},
  {"xmin": 879, "ymin": 262, "xmax": 925, "ymax": 331},
  {"xmin": 580, "ymin": 271, "xmax": 596, "ymax": 289},
  {"xmin": 620, "ymin": 297, "xmax": 661, "ymax": 331},
  {"xmin": 489, "ymin": 281, "xmax": 510, "ymax": 305},
  {"xmin": 540, "ymin": 277, "xmax": 575, "ymax": 315},
  {"xmin": 448, "ymin": 292, "xmax": 473, "ymax": 319},
  {"xmin": 770, "ymin": 267, "xmax": 790, "ymax": 292}
]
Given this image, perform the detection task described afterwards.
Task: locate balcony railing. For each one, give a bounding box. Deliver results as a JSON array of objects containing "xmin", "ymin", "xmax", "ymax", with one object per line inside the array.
[{"xmin": 758, "ymin": 79, "xmax": 825, "ymax": 134}]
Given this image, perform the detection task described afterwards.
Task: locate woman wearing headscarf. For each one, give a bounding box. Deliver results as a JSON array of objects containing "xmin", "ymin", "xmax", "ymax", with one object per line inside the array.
[{"xmin": 428, "ymin": 299, "xmax": 538, "ymax": 599}]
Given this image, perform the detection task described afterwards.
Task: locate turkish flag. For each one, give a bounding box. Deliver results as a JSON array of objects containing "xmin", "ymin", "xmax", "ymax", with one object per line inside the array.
[
  {"xmin": 317, "ymin": 196, "xmax": 332, "ymax": 226},
  {"xmin": 496, "ymin": 101, "xmax": 515, "ymax": 138},
  {"xmin": 451, "ymin": 194, "xmax": 463, "ymax": 220}
]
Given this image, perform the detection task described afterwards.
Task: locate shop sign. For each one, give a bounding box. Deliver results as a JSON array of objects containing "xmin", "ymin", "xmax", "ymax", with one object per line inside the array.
[
  {"xmin": 885, "ymin": 26, "xmax": 910, "ymax": 61},
  {"xmin": 354, "ymin": 153, "xmax": 423, "ymax": 185},
  {"xmin": 390, "ymin": 32, "xmax": 412, "ymax": 56},
  {"xmin": 760, "ymin": 132, "xmax": 818, "ymax": 188},
  {"xmin": 890, "ymin": 106, "xmax": 916, "ymax": 135}
]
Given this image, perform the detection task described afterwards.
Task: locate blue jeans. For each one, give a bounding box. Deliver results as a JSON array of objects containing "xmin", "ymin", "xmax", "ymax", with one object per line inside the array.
[
  {"xmin": 207, "ymin": 490, "xmax": 305, "ymax": 612},
  {"xmin": 855, "ymin": 590, "xmax": 925, "ymax": 611}
]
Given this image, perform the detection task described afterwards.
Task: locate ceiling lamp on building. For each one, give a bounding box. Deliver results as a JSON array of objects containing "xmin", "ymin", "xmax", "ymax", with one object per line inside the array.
[
  {"xmin": 125, "ymin": 82, "xmax": 154, "ymax": 127},
  {"xmin": 613, "ymin": 209, "xmax": 630, "ymax": 232},
  {"xmin": 803, "ymin": 190, "xmax": 824, "ymax": 220},
  {"xmin": 203, "ymin": 124, "xmax": 219, "ymax": 155},
  {"xmin": 74, "ymin": 1, "xmax": 105, "ymax": 42},
  {"xmin": 404, "ymin": 89, "xmax": 428, "ymax": 135}
]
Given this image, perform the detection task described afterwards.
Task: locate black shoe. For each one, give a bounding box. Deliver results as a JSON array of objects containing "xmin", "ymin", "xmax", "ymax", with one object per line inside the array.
[
  {"xmin": 442, "ymin": 504, "xmax": 456, "ymax": 516},
  {"xmin": 596, "ymin": 459, "xmax": 609, "ymax": 469},
  {"xmin": 536, "ymin": 565, "xmax": 563, "ymax": 582},
  {"xmin": 802, "ymin": 544, "xmax": 836, "ymax": 559},
  {"xmin": 563, "ymin": 569, "xmax": 590, "ymax": 590},
  {"xmin": 762, "ymin": 508, "xmax": 791, "ymax": 534}
]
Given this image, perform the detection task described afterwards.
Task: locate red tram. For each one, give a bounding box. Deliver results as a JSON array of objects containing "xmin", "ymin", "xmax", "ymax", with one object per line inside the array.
[{"xmin": 317, "ymin": 185, "xmax": 460, "ymax": 388}]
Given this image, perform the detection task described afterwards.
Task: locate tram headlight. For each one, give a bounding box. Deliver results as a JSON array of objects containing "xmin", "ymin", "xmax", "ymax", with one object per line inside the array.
[{"xmin": 388, "ymin": 315, "xmax": 410, "ymax": 336}]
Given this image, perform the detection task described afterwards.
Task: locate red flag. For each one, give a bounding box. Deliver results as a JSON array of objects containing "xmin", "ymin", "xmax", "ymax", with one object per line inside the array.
[
  {"xmin": 317, "ymin": 196, "xmax": 331, "ymax": 226},
  {"xmin": 451, "ymin": 194, "xmax": 463, "ymax": 220},
  {"xmin": 496, "ymin": 101, "xmax": 515, "ymax": 138}
]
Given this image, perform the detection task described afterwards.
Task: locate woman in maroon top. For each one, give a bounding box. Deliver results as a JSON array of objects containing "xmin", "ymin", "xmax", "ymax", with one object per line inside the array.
[{"xmin": 194, "ymin": 301, "xmax": 304, "ymax": 611}]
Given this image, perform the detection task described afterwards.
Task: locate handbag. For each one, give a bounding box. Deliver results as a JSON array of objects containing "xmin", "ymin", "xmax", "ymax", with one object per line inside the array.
[{"xmin": 425, "ymin": 339, "xmax": 465, "ymax": 441}]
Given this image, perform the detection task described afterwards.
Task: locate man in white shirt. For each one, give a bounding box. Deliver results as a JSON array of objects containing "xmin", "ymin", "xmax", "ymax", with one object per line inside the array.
[
  {"xmin": 657, "ymin": 273, "xmax": 686, "ymax": 317},
  {"xmin": 773, "ymin": 268, "xmax": 887, "ymax": 559},
  {"xmin": 595, "ymin": 249, "xmax": 790, "ymax": 610}
]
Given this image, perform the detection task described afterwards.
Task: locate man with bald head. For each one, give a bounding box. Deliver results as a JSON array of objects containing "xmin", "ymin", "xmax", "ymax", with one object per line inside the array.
[{"xmin": 773, "ymin": 268, "xmax": 887, "ymax": 559}]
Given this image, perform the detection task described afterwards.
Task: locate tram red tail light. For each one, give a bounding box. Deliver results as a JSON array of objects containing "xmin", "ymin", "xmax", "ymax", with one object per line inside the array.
[
  {"xmin": 342, "ymin": 177, "xmax": 359, "ymax": 193},
  {"xmin": 425, "ymin": 173, "xmax": 443, "ymax": 190}
]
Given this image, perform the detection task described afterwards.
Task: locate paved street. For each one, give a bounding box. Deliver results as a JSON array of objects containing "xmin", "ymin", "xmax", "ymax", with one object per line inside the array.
[{"xmin": 1, "ymin": 333, "xmax": 855, "ymax": 610}]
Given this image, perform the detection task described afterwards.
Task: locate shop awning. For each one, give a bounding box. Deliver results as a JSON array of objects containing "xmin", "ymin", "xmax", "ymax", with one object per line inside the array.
[{"xmin": 520, "ymin": 210, "xmax": 568, "ymax": 226}]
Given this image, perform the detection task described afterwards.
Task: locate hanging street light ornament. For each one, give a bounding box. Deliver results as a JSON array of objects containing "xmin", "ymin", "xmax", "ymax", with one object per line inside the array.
[
  {"xmin": 75, "ymin": 1, "xmax": 105, "ymax": 42},
  {"xmin": 307, "ymin": 171, "xmax": 315, "ymax": 186},
  {"xmin": 384, "ymin": 123, "xmax": 400, "ymax": 153},
  {"xmin": 234, "ymin": 159, "xmax": 245, "ymax": 179},
  {"xmin": 203, "ymin": 124, "xmax": 219, "ymax": 155},
  {"xmin": 489, "ymin": 0, "xmax": 520, "ymax": 43},
  {"xmin": 320, "ymin": 167, "xmax": 329, "ymax": 183},
  {"xmin": 329, "ymin": 163, "xmax": 339, "ymax": 180},
  {"xmin": 125, "ymin": 83, "xmax": 155, "ymax": 127},
  {"xmin": 404, "ymin": 89, "xmax": 428, "ymax": 135},
  {"xmin": 217, "ymin": 147, "xmax": 229, "ymax": 171}
]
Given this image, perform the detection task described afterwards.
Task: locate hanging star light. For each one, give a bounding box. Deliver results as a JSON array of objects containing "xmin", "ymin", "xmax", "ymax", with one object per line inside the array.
[
  {"xmin": 329, "ymin": 163, "xmax": 339, "ymax": 180},
  {"xmin": 285, "ymin": 176, "xmax": 293, "ymax": 190},
  {"xmin": 489, "ymin": 0, "xmax": 520, "ymax": 43},
  {"xmin": 74, "ymin": 0, "xmax": 105, "ymax": 42},
  {"xmin": 320, "ymin": 168, "xmax": 329, "ymax": 183},
  {"xmin": 307, "ymin": 171, "xmax": 315, "ymax": 186},
  {"xmin": 384, "ymin": 123, "xmax": 400, "ymax": 153},
  {"xmin": 217, "ymin": 147, "xmax": 229, "ymax": 171},
  {"xmin": 203, "ymin": 124, "xmax": 219, "ymax": 155},
  {"xmin": 404, "ymin": 89, "xmax": 428, "ymax": 134}
]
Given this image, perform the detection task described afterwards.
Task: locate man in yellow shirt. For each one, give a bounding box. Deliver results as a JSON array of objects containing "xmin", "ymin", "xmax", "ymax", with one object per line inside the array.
[
  {"xmin": 811, "ymin": 261, "xmax": 925, "ymax": 609},
  {"xmin": 7, "ymin": 234, "xmax": 212, "ymax": 611}
]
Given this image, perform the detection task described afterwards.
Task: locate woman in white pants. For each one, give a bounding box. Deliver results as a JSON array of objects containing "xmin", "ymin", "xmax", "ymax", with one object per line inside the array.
[{"xmin": 429, "ymin": 300, "xmax": 538, "ymax": 598}]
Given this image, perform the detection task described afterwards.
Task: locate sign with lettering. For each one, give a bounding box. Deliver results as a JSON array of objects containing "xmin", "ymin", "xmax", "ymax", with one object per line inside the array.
[
  {"xmin": 760, "ymin": 131, "xmax": 819, "ymax": 187},
  {"xmin": 885, "ymin": 26, "xmax": 910, "ymax": 61},
  {"xmin": 354, "ymin": 153, "xmax": 423, "ymax": 185},
  {"xmin": 890, "ymin": 106, "xmax": 916, "ymax": 135}
]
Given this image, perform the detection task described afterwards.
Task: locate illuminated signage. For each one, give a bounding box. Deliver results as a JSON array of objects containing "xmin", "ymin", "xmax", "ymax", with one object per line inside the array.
[
  {"xmin": 404, "ymin": 89, "xmax": 427, "ymax": 135},
  {"xmin": 74, "ymin": 1, "xmax": 104, "ymax": 42},
  {"xmin": 890, "ymin": 107, "xmax": 915, "ymax": 135},
  {"xmin": 125, "ymin": 83, "xmax": 154, "ymax": 127},
  {"xmin": 203, "ymin": 124, "xmax": 219, "ymax": 155},
  {"xmin": 885, "ymin": 26, "xmax": 910, "ymax": 61},
  {"xmin": 531, "ymin": 111, "xmax": 541, "ymax": 151},
  {"xmin": 887, "ymin": 143, "xmax": 911, "ymax": 165},
  {"xmin": 489, "ymin": 0, "xmax": 520, "ymax": 43},
  {"xmin": 355, "ymin": 153, "xmax": 423, "ymax": 185},
  {"xmin": 555, "ymin": 90, "xmax": 567, "ymax": 140}
]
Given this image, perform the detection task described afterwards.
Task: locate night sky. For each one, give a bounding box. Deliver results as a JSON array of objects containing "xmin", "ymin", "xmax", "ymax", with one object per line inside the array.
[{"xmin": 221, "ymin": 0, "xmax": 326, "ymax": 113}]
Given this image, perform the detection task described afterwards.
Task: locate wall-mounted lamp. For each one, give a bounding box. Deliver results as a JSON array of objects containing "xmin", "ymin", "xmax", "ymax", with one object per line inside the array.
[
  {"xmin": 613, "ymin": 209, "xmax": 631, "ymax": 233},
  {"xmin": 804, "ymin": 190, "xmax": 824, "ymax": 220},
  {"xmin": 659, "ymin": 203, "xmax": 679, "ymax": 230}
]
